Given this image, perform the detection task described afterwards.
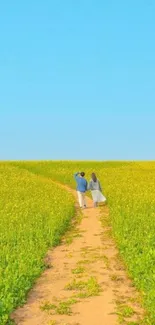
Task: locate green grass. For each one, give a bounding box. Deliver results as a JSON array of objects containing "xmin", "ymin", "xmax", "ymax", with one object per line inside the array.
[
  {"xmin": 41, "ymin": 302, "xmax": 57, "ymax": 312},
  {"xmin": 116, "ymin": 303, "xmax": 136, "ymax": 324},
  {"xmin": 41, "ymin": 298, "xmax": 79, "ymax": 316},
  {"xmin": 57, "ymin": 298, "xmax": 78, "ymax": 316},
  {"xmin": 126, "ymin": 322, "xmax": 139, "ymax": 325},
  {"xmin": 65, "ymin": 276, "xmax": 101, "ymax": 297},
  {"xmin": 120, "ymin": 305, "xmax": 135, "ymax": 318},
  {"xmin": 11, "ymin": 160, "xmax": 155, "ymax": 323},
  {"xmin": 56, "ymin": 302, "xmax": 72, "ymax": 316},
  {"xmin": 0, "ymin": 164, "xmax": 74, "ymax": 325},
  {"xmin": 72, "ymin": 266, "xmax": 85, "ymax": 275},
  {"xmin": 4, "ymin": 160, "xmax": 155, "ymax": 324}
]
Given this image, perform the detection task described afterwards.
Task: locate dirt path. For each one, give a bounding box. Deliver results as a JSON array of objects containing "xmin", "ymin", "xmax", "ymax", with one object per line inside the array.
[{"xmin": 12, "ymin": 186, "xmax": 144, "ymax": 325}]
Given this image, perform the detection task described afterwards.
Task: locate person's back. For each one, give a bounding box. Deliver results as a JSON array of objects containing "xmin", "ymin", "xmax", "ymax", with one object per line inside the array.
[
  {"xmin": 74, "ymin": 172, "xmax": 87, "ymax": 193},
  {"xmin": 88, "ymin": 172, "xmax": 106, "ymax": 207},
  {"xmin": 88, "ymin": 179, "xmax": 101, "ymax": 191},
  {"xmin": 74, "ymin": 172, "xmax": 87, "ymax": 208}
]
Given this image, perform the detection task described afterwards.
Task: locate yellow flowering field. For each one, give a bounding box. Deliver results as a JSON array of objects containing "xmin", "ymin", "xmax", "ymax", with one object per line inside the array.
[
  {"xmin": 0, "ymin": 163, "xmax": 74, "ymax": 325},
  {"xmin": 13, "ymin": 160, "xmax": 155, "ymax": 324}
]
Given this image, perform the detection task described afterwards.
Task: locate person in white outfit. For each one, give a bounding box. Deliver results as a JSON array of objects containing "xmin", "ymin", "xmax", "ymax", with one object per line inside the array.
[{"xmin": 88, "ymin": 173, "xmax": 106, "ymax": 207}]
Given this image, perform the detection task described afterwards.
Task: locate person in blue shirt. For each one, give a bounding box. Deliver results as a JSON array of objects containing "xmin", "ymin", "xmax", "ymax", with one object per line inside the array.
[{"xmin": 74, "ymin": 172, "xmax": 88, "ymax": 208}]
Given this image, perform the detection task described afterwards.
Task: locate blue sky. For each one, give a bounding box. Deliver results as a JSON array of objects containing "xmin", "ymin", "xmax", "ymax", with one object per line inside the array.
[{"xmin": 0, "ymin": 0, "xmax": 155, "ymax": 160}]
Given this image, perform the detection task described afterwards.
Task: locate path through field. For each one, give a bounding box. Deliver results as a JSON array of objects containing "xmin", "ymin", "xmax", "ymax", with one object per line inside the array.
[{"xmin": 12, "ymin": 185, "xmax": 144, "ymax": 325}]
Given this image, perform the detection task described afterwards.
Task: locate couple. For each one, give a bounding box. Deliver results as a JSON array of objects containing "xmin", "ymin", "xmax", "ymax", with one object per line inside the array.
[{"xmin": 74, "ymin": 172, "xmax": 106, "ymax": 208}]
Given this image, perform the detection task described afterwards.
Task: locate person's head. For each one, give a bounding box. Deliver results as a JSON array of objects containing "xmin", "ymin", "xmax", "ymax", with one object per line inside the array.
[
  {"xmin": 91, "ymin": 172, "xmax": 97, "ymax": 182},
  {"xmin": 80, "ymin": 172, "xmax": 85, "ymax": 177}
]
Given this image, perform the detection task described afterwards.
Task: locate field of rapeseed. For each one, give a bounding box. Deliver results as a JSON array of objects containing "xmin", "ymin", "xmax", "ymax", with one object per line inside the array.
[
  {"xmin": 0, "ymin": 164, "xmax": 74, "ymax": 325},
  {"xmin": 13, "ymin": 160, "xmax": 155, "ymax": 324}
]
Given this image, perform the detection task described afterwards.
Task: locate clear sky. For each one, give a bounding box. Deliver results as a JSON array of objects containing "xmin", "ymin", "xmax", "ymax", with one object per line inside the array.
[{"xmin": 0, "ymin": 0, "xmax": 155, "ymax": 160}]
